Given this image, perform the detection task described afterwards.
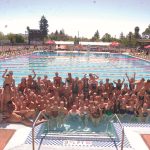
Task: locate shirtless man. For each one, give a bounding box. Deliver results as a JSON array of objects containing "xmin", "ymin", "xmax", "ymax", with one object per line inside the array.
[
  {"xmin": 90, "ymin": 105, "xmax": 102, "ymax": 127},
  {"xmin": 2, "ymin": 69, "xmax": 15, "ymax": 87},
  {"xmin": 144, "ymin": 79, "xmax": 150, "ymax": 95},
  {"xmin": 2, "ymin": 100, "xmax": 45, "ymax": 126},
  {"xmin": 58, "ymin": 101, "xmax": 68, "ymax": 127},
  {"xmin": 79, "ymin": 105, "xmax": 89, "ymax": 127},
  {"xmin": 50, "ymin": 101, "xmax": 59, "ymax": 128},
  {"xmin": 1, "ymin": 84, "xmax": 13, "ymax": 112},
  {"xmin": 27, "ymin": 69, "xmax": 36, "ymax": 89},
  {"xmin": 135, "ymin": 78, "xmax": 145, "ymax": 93},
  {"xmin": 68, "ymin": 105, "xmax": 80, "ymax": 121},
  {"xmin": 125, "ymin": 72, "xmax": 136, "ymax": 91}
]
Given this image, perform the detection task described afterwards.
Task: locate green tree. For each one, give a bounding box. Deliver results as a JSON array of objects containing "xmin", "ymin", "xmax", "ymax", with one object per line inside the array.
[
  {"xmin": 134, "ymin": 26, "xmax": 140, "ymax": 39},
  {"xmin": 39, "ymin": 15, "xmax": 49, "ymax": 41},
  {"xmin": 101, "ymin": 33, "xmax": 112, "ymax": 42},
  {"xmin": 0, "ymin": 32, "xmax": 5, "ymax": 40},
  {"xmin": 91, "ymin": 30, "xmax": 100, "ymax": 41},
  {"xmin": 7, "ymin": 33, "xmax": 16, "ymax": 44},
  {"xmin": 60, "ymin": 29, "xmax": 65, "ymax": 35},
  {"xmin": 142, "ymin": 24, "xmax": 150, "ymax": 39},
  {"xmin": 26, "ymin": 26, "xmax": 30, "ymax": 44},
  {"xmin": 15, "ymin": 34, "xmax": 24, "ymax": 43},
  {"xmin": 74, "ymin": 36, "xmax": 79, "ymax": 45},
  {"xmin": 119, "ymin": 32, "xmax": 124, "ymax": 40},
  {"xmin": 127, "ymin": 32, "xmax": 136, "ymax": 47}
]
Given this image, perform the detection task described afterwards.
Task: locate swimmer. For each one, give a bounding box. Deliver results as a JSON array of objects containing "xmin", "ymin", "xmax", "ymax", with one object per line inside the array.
[{"xmin": 2, "ymin": 69, "xmax": 15, "ymax": 87}]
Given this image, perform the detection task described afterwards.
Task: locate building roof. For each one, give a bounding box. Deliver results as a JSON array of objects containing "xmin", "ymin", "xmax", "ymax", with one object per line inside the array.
[
  {"xmin": 55, "ymin": 41, "xmax": 111, "ymax": 46},
  {"xmin": 137, "ymin": 39, "xmax": 150, "ymax": 43}
]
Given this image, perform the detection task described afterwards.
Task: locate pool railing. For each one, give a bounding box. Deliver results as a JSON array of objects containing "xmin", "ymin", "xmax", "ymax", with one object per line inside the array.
[
  {"xmin": 32, "ymin": 112, "xmax": 124, "ymax": 150},
  {"xmin": 106, "ymin": 114, "xmax": 124, "ymax": 150},
  {"xmin": 32, "ymin": 111, "xmax": 49, "ymax": 150}
]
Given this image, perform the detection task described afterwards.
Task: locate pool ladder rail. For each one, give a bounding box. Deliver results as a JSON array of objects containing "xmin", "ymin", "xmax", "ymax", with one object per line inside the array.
[
  {"xmin": 32, "ymin": 111, "xmax": 49, "ymax": 150},
  {"xmin": 106, "ymin": 114, "xmax": 125, "ymax": 150},
  {"xmin": 32, "ymin": 112, "xmax": 124, "ymax": 150}
]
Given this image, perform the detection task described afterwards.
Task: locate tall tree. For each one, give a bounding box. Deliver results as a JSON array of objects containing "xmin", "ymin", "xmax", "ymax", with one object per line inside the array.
[
  {"xmin": 7, "ymin": 33, "xmax": 16, "ymax": 44},
  {"xmin": 119, "ymin": 32, "xmax": 124, "ymax": 40},
  {"xmin": 26, "ymin": 26, "xmax": 30, "ymax": 44},
  {"xmin": 39, "ymin": 15, "xmax": 49, "ymax": 40},
  {"xmin": 91, "ymin": 30, "xmax": 100, "ymax": 41},
  {"xmin": 15, "ymin": 34, "xmax": 24, "ymax": 43},
  {"xmin": 74, "ymin": 36, "xmax": 79, "ymax": 45},
  {"xmin": 127, "ymin": 32, "xmax": 136, "ymax": 47},
  {"xmin": 0, "ymin": 32, "xmax": 5, "ymax": 40},
  {"xmin": 142, "ymin": 24, "xmax": 150, "ymax": 39},
  {"xmin": 101, "ymin": 33, "xmax": 112, "ymax": 42},
  {"xmin": 60, "ymin": 29, "xmax": 65, "ymax": 35},
  {"xmin": 134, "ymin": 26, "xmax": 140, "ymax": 39}
]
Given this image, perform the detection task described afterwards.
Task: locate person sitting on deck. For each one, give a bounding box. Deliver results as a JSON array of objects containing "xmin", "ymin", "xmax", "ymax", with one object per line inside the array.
[{"xmin": 2, "ymin": 100, "xmax": 45, "ymax": 126}]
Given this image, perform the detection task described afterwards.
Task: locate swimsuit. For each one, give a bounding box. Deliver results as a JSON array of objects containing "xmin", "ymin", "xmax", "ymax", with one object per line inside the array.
[{"xmin": 72, "ymin": 83, "xmax": 79, "ymax": 94}]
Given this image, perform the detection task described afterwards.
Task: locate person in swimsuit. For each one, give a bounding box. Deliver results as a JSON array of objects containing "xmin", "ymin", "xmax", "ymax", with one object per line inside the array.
[
  {"xmin": 79, "ymin": 105, "xmax": 89, "ymax": 127},
  {"xmin": 144, "ymin": 79, "xmax": 150, "ymax": 95},
  {"xmin": 137, "ymin": 88, "xmax": 145, "ymax": 107},
  {"xmin": 27, "ymin": 69, "xmax": 36, "ymax": 89},
  {"xmin": 89, "ymin": 73, "xmax": 99, "ymax": 93},
  {"xmin": 2, "ymin": 69, "xmax": 15, "ymax": 87},
  {"xmin": 126, "ymin": 101, "xmax": 136, "ymax": 122},
  {"xmin": 58, "ymin": 101, "xmax": 68, "ymax": 127},
  {"xmin": 18, "ymin": 77, "xmax": 27, "ymax": 94},
  {"xmin": 53, "ymin": 72, "xmax": 62, "ymax": 88},
  {"xmin": 139, "ymin": 103, "xmax": 150, "ymax": 122},
  {"xmin": 2, "ymin": 100, "xmax": 45, "ymax": 126},
  {"xmin": 125, "ymin": 72, "xmax": 136, "ymax": 91},
  {"xmin": 135, "ymin": 78, "xmax": 145, "ymax": 93},
  {"xmin": 82, "ymin": 77, "xmax": 89, "ymax": 100},
  {"xmin": 50, "ymin": 101, "xmax": 59, "ymax": 128},
  {"xmin": 72, "ymin": 77, "xmax": 79, "ymax": 101},
  {"xmin": 104, "ymin": 101, "xmax": 114, "ymax": 120},
  {"xmin": 90, "ymin": 105, "xmax": 102, "ymax": 127},
  {"xmin": 65, "ymin": 73, "xmax": 73, "ymax": 87},
  {"xmin": 1, "ymin": 84, "xmax": 12, "ymax": 113},
  {"xmin": 68, "ymin": 105, "xmax": 80, "ymax": 122},
  {"xmin": 113, "ymin": 78, "xmax": 125, "ymax": 91}
]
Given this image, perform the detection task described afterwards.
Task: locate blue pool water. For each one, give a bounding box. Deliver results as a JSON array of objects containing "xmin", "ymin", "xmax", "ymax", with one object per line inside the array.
[
  {"xmin": 0, "ymin": 51, "xmax": 149, "ymax": 86},
  {"xmin": 40, "ymin": 116, "xmax": 118, "ymax": 141}
]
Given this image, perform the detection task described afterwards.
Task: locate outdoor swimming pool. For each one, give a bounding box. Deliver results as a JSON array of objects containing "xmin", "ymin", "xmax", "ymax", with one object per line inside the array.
[{"xmin": 0, "ymin": 51, "xmax": 149, "ymax": 86}]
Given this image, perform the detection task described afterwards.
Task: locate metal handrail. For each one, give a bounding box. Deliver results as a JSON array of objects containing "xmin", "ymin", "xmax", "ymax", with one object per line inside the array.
[
  {"xmin": 32, "ymin": 111, "xmax": 49, "ymax": 150},
  {"xmin": 106, "ymin": 114, "xmax": 124, "ymax": 150}
]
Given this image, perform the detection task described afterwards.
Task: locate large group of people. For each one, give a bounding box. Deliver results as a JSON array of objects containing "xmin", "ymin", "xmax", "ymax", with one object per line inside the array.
[{"xmin": 0, "ymin": 69, "xmax": 150, "ymax": 127}]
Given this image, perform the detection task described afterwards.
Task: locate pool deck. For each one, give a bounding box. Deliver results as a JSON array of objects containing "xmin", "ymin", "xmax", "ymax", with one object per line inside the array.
[{"xmin": 1, "ymin": 122, "xmax": 150, "ymax": 150}]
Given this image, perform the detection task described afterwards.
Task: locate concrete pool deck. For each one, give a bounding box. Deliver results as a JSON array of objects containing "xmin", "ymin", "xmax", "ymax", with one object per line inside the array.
[{"xmin": 1, "ymin": 122, "xmax": 150, "ymax": 150}]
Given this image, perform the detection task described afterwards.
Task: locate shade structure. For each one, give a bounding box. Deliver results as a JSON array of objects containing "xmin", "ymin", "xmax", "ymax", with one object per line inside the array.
[
  {"xmin": 110, "ymin": 41, "xmax": 120, "ymax": 47},
  {"xmin": 144, "ymin": 45, "xmax": 150, "ymax": 49},
  {"xmin": 45, "ymin": 40, "xmax": 56, "ymax": 45}
]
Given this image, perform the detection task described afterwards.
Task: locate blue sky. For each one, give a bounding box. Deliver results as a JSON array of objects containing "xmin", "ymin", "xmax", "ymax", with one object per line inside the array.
[{"xmin": 0, "ymin": 0, "xmax": 150, "ymax": 38}]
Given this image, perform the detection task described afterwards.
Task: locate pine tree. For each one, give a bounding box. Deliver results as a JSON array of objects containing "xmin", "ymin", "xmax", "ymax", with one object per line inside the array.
[{"xmin": 39, "ymin": 15, "xmax": 49, "ymax": 40}]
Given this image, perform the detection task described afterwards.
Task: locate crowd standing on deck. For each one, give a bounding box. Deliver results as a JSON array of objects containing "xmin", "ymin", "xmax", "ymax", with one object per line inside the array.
[{"xmin": 0, "ymin": 68, "xmax": 150, "ymax": 127}]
